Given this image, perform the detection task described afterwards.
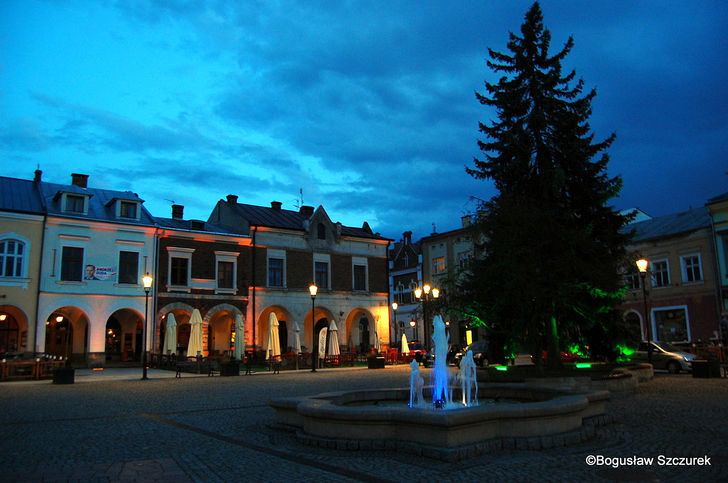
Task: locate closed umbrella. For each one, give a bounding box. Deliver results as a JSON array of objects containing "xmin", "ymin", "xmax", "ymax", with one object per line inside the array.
[
  {"xmin": 293, "ymin": 321, "xmax": 302, "ymax": 354},
  {"xmin": 373, "ymin": 331, "xmax": 381, "ymax": 353},
  {"xmin": 162, "ymin": 313, "xmax": 177, "ymax": 355},
  {"xmin": 327, "ymin": 320, "xmax": 340, "ymax": 357},
  {"xmin": 187, "ymin": 309, "xmax": 204, "ymax": 357},
  {"xmin": 233, "ymin": 313, "xmax": 244, "ymax": 361},
  {"xmin": 266, "ymin": 312, "xmax": 281, "ymax": 360},
  {"xmin": 401, "ymin": 333, "xmax": 409, "ymax": 354}
]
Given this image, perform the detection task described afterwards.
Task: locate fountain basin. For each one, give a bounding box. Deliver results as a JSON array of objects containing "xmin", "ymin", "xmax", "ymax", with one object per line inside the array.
[{"xmin": 270, "ymin": 384, "xmax": 609, "ymax": 459}]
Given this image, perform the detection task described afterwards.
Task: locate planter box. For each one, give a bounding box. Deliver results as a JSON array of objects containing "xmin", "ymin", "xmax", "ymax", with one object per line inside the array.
[
  {"xmin": 221, "ymin": 362, "xmax": 240, "ymax": 376},
  {"xmin": 53, "ymin": 367, "xmax": 75, "ymax": 384},
  {"xmin": 367, "ymin": 357, "xmax": 385, "ymax": 369}
]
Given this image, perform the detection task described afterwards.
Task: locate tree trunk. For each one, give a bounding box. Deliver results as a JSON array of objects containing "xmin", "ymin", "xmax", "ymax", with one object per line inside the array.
[{"xmin": 547, "ymin": 314, "xmax": 562, "ymax": 370}]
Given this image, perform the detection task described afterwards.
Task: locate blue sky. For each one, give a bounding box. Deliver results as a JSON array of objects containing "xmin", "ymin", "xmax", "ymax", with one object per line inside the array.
[{"xmin": 2, "ymin": 1, "xmax": 726, "ymax": 240}]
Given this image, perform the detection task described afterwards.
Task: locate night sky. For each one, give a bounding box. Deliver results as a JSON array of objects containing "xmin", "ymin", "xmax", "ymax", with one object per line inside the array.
[{"xmin": 2, "ymin": 1, "xmax": 726, "ymax": 240}]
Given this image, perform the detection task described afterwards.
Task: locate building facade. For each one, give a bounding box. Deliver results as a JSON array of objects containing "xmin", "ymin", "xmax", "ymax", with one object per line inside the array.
[
  {"xmin": 153, "ymin": 204, "xmax": 250, "ymax": 358},
  {"xmin": 35, "ymin": 173, "xmax": 157, "ymax": 367},
  {"xmin": 706, "ymin": 192, "xmax": 728, "ymax": 325},
  {"xmin": 620, "ymin": 207, "xmax": 721, "ymax": 344},
  {"xmin": 209, "ymin": 196, "xmax": 392, "ymax": 355},
  {"xmin": 420, "ymin": 215, "xmax": 485, "ymax": 348},
  {"xmin": 388, "ymin": 231, "xmax": 422, "ymax": 344},
  {"xmin": 0, "ymin": 174, "xmax": 45, "ymax": 356}
]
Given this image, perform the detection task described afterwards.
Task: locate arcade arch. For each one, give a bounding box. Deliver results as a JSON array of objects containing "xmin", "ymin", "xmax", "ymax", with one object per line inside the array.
[
  {"xmin": 45, "ymin": 306, "xmax": 89, "ymax": 362},
  {"xmin": 344, "ymin": 308, "xmax": 376, "ymax": 353}
]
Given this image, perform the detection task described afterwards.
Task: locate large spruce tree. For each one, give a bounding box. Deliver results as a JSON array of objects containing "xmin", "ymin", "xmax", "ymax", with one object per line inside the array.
[{"xmin": 464, "ymin": 2, "xmax": 632, "ymax": 368}]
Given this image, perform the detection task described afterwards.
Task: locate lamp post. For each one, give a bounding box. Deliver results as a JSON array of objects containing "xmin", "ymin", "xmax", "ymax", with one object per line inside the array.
[
  {"xmin": 636, "ymin": 258, "xmax": 653, "ymax": 365},
  {"xmin": 409, "ymin": 319, "xmax": 417, "ymax": 340},
  {"xmin": 309, "ymin": 283, "xmax": 318, "ymax": 373},
  {"xmin": 142, "ymin": 272, "xmax": 153, "ymax": 380},
  {"xmin": 391, "ymin": 302, "xmax": 398, "ymax": 348},
  {"xmin": 415, "ymin": 283, "xmax": 440, "ymax": 349}
]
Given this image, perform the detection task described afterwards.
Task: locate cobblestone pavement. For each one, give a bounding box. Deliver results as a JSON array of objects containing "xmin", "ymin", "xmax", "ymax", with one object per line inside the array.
[{"xmin": 1, "ymin": 367, "xmax": 726, "ymax": 482}]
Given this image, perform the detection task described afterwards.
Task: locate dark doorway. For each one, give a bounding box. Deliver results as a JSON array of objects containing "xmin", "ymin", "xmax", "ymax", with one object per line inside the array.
[
  {"xmin": 134, "ymin": 319, "xmax": 142, "ymax": 361},
  {"xmin": 359, "ymin": 317, "xmax": 370, "ymax": 354},
  {"xmin": 278, "ymin": 320, "xmax": 288, "ymax": 352},
  {"xmin": 0, "ymin": 315, "xmax": 19, "ymax": 355},
  {"xmin": 105, "ymin": 317, "xmax": 122, "ymax": 360},
  {"xmin": 178, "ymin": 324, "xmax": 191, "ymax": 356}
]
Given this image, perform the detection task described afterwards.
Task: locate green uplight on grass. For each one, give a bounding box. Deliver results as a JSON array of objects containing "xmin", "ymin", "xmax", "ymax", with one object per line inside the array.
[
  {"xmin": 575, "ymin": 362, "xmax": 592, "ymax": 369},
  {"xmin": 615, "ymin": 344, "xmax": 636, "ymax": 363},
  {"xmin": 493, "ymin": 365, "xmax": 508, "ymax": 371}
]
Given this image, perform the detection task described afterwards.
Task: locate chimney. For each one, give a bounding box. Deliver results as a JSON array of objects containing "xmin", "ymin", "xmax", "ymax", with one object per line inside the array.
[
  {"xmin": 33, "ymin": 169, "xmax": 43, "ymax": 184},
  {"xmin": 299, "ymin": 205, "xmax": 314, "ymax": 218},
  {"xmin": 71, "ymin": 173, "xmax": 89, "ymax": 188},
  {"xmin": 403, "ymin": 231, "xmax": 412, "ymax": 245},
  {"xmin": 271, "ymin": 201, "xmax": 282, "ymax": 211},
  {"xmin": 172, "ymin": 204, "xmax": 184, "ymax": 219},
  {"xmin": 226, "ymin": 194, "xmax": 238, "ymax": 204},
  {"xmin": 461, "ymin": 215, "xmax": 472, "ymax": 228}
]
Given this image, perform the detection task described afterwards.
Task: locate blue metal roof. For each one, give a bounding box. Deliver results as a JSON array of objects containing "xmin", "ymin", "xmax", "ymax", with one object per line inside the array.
[
  {"xmin": 627, "ymin": 207, "xmax": 711, "ymax": 243},
  {"xmin": 155, "ymin": 217, "xmax": 247, "ymax": 235},
  {"xmin": 0, "ymin": 176, "xmax": 44, "ymax": 214},
  {"xmin": 38, "ymin": 181, "xmax": 156, "ymax": 226}
]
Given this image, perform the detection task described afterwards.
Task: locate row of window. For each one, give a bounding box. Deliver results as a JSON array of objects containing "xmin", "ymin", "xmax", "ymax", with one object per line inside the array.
[
  {"xmin": 59, "ymin": 246, "xmax": 141, "ymax": 284},
  {"xmin": 266, "ymin": 254, "xmax": 369, "ymax": 291},
  {"xmin": 625, "ymin": 254, "xmax": 703, "ymax": 290},
  {"xmin": 63, "ymin": 193, "xmax": 138, "ymax": 219}
]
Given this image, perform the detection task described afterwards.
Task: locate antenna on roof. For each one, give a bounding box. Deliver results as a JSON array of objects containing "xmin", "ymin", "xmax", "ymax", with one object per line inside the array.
[
  {"xmin": 164, "ymin": 199, "xmax": 175, "ymax": 205},
  {"xmin": 293, "ymin": 188, "xmax": 304, "ymax": 209}
]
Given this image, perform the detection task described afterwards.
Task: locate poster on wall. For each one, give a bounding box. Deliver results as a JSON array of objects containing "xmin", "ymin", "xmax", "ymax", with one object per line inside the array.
[{"xmin": 84, "ymin": 264, "xmax": 117, "ymax": 281}]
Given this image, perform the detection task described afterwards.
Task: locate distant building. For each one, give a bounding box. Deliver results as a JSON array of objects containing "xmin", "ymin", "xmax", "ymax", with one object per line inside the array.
[
  {"xmin": 209, "ymin": 196, "xmax": 392, "ymax": 355},
  {"xmin": 706, "ymin": 191, "xmax": 728, "ymax": 328},
  {"xmin": 0, "ymin": 173, "xmax": 45, "ymax": 356},
  {"xmin": 419, "ymin": 215, "xmax": 485, "ymax": 348},
  {"xmin": 388, "ymin": 231, "xmax": 421, "ymax": 343},
  {"xmin": 619, "ymin": 207, "xmax": 720, "ymax": 344}
]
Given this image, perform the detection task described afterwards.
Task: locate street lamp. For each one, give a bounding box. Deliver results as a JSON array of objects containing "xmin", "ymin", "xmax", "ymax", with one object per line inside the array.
[
  {"xmin": 391, "ymin": 302, "xmax": 398, "ymax": 347},
  {"xmin": 309, "ymin": 283, "xmax": 318, "ymax": 373},
  {"xmin": 415, "ymin": 283, "xmax": 440, "ymax": 349},
  {"xmin": 636, "ymin": 258, "xmax": 653, "ymax": 365},
  {"xmin": 142, "ymin": 272, "xmax": 153, "ymax": 380},
  {"xmin": 409, "ymin": 319, "xmax": 417, "ymax": 340}
]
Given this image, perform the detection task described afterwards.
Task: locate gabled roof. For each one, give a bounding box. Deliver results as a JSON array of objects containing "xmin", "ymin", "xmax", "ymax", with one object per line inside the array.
[
  {"xmin": 0, "ymin": 176, "xmax": 44, "ymax": 215},
  {"xmin": 155, "ymin": 217, "xmax": 247, "ymax": 236},
  {"xmin": 626, "ymin": 207, "xmax": 711, "ymax": 243},
  {"xmin": 707, "ymin": 191, "xmax": 728, "ymax": 204},
  {"xmin": 38, "ymin": 181, "xmax": 156, "ymax": 226},
  {"xmin": 229, "ymin": 201, "xmax": 388, "ymax": 240}
]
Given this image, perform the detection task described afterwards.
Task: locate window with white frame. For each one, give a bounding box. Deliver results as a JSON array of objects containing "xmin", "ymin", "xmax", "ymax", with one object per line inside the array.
[
  {"xmin": 313, "ymin": 253, "xmax": 330, "ymax": 289},
  {"xmin": 215, "ymin": 251, "xmax": 238, "ymax": 292},
  {"xmin": 624, "ymin": 268, "xmax": 640, "ymax": 290},
  {"xmin": 167, "ymin": 247, "xmax": 194, "ymax": 289},
  {"xmin": 119, "ymin": 201, "xmax": 138, "ymax": 219},
  {"xmin": 653, "ymin": 306, "xmax": 689, "ymax": 342},
  {"xmin": 352, "ymin": 257, "xmax": 368, "ymax": 291},
  {"xmin": 651, "ymin": 259, "xmax": 670, "ymax": 288},
  {"xmin": 267, "ymin": 249, "xmax": 286, "ymax": 288},
  {"xmin": 680, "ymin": 254, "xmax": 702, "ymax": 283},
  {"xmin": 0, "ymin": 239, "xmax": 24, "ymax": 278},
  {"xmin": 63, "ymin": 194, "xmax": 86, "ymax": 214}
]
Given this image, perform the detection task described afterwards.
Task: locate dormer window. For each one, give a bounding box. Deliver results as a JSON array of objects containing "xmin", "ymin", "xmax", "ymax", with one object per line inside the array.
[
  {"xmin": 65, "ymin": 194, "xmax": 85, "ymax": 213},
  {"xmin": 317, "ymin": 223, "xmax": 326, "ymax": 240},
  {"xmin": 119, "ymin": 201, "xmax": 138, "ymax": 219}
]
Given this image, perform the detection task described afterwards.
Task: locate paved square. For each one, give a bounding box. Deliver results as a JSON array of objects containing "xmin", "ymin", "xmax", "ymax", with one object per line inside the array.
[{"xmin": 1, "ymin": 366, "xmax": 726, "ymax": 482}]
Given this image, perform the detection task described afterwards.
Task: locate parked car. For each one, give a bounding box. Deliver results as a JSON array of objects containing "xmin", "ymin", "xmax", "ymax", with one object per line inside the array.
[
  {"xmin": 407, "ymin": 341, "xmax": 428, "ymax": 363},
  {"xmin": 454, "ymin": 341, "xmax": 489, "ymax": 367},
  {"xmin": 633, "ymin": 341, "xmax": 696, "ymax": 374}
]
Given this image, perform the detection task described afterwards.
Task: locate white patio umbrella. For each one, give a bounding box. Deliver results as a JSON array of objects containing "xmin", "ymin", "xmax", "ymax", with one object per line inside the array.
[
  {"xmin": 187, "ymin": 309, "xmax": 204, "ymax": 357},
  {"xmin": 162, "ymin": 313, "xmax": 177, "ymax": 355},
  {"xmin": 401, "ymin": 333, "xmax": 409, "ymax": 354},
  {"xmin": 292, "ymin": 321, "xmax": 302, "ymax": 354},
  {"xmin": 327, "ymin": 320, "xmax": 340, "ymax": 357},
  {"xmin": 233, "ymin": 313, "xmax": 245, "ymax": 361},
  {"xmin": 373, "ymin": 331, "xmax": 381, "ymax": 353},
  {"xmin": 266, "ymin": 312, "xmax": 281, "ymax": 360}
]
